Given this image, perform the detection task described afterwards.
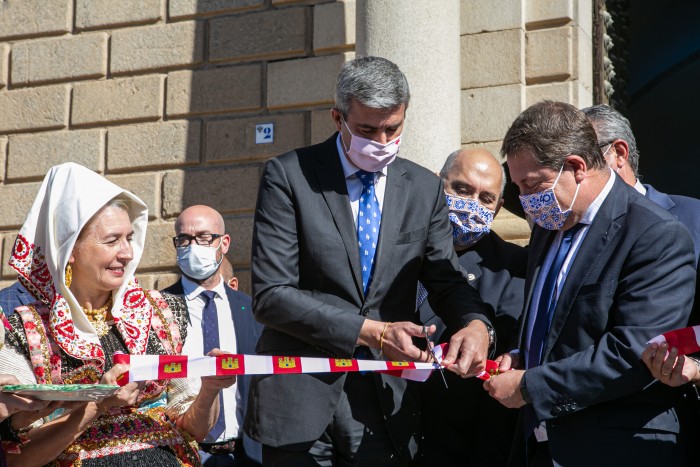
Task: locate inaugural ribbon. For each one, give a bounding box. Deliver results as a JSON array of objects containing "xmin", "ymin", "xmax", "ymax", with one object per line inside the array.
[{"xmin": 647, "ymin": 325, "xmax": 700, "ymax": 355}]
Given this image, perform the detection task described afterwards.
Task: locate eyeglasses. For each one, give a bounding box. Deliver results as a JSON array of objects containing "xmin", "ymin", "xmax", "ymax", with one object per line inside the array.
[{"xmin": 173, "ymin": 233, "xmax": 224, "ymax": 248}]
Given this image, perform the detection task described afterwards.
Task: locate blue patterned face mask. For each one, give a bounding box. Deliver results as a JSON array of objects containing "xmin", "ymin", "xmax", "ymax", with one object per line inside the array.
[
  {"xmin": 445, "ymin": 192, "xmax": 494, "ymax": 248},
  {"xmin": 519, "ymin": 164, "xmax": 580, "ymax": 230}
]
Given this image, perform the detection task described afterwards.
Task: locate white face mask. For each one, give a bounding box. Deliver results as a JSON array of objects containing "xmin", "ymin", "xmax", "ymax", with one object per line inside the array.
[
  {"xmin": 341, "ymin": 118, "xmax": 402, "ymax": 172},
  {"xmin": 176, "ymin": 243, "xmax": 223, "ymax": 280}
]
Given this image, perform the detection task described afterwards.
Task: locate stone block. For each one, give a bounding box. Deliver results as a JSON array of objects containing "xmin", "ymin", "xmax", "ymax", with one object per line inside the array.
[
  {"xmin": 155, "ymin": 273, "xmax": 181, "ymax": 290},
  {"xmin": 72, "ymin": 75, "xmax": 163, "ymax": 126},
  {"xmin": 106, "ymin": 172, "xmax": 160, "ymax": 220},
  {"xmin": 461, "ymin": 29, "xmax": 523, "ymax": 89},
  {"xmin": 76, "ymin": 0, "xmax": 161, "ymax": 30},
  {"xmin": 268, "ymin": 53, "xmax": 353, "ymax": 109},
  {"xmin": 169, "ymin": 0, "xmax": 264, "ymax": 19},
  {"xmin": 162, "ymin": 165, "xmax": 261, "ymax": 217},
  {"xmin": 574, "ymin": 25, "xmax": 593, "ymax": 90},
  {"xmin": 0, "ymin": 138, "xmax": 6, "ymax": 181},
  {"xmin": 462, "ymin": 140, "xmax": 504, "ymax": 162},
  {"xmin": 205, "ymin": 113, "xmax": 306, "ymax": 162},
  {"xmin": 235, "ymin": 269, "xmax": 251, "ymax": 295},
  {"xmin": 210, "ymin": 8, "xmax": 306, "ymax": 63},
  {"xmin": 461, "ymin": 84, "xmax": 523, "ymax": 143},
  {"xmin": 0, "ymin": 85, "xmax": 68, "ymax": 133},
  {"xmin": 11, "ymin": 33, "xmax": 107, "ymax": 87},
  {"xmin": 167, "ymin": 66, "xmax": 262, "ymax": 117},
  {"xmin": 0, "ymin": 44, "xmax": 8, "ymax": 89},
  {"xmin": 112, "ymin": 22, "xmax": 204, "ymax": 75},
  {"xmin": 525, "ymin": 0, "xmax": 574, "ymax": 28},
  {"xmin": 1, "ymin": 234, "xmax": 14, "ymax": 278},
  {"xmin": 223, "ymin": 214, "xmax": 254, "ymax": 266},
  {"xmin": 314, "ymin": 0, "xmax": 355, "ymax": 52},
  {"xmin": 272, "ymin": 0, "xmax": 332, "ymax": 5},
  {"xmin": 526, "ymin": 26, "xmax": 572, "ymax": 83},
  {"xmin": 139, "ymin": 222, "xmax": 178, "ymax": 269},
  {"xmin": 0, "ymin": 1, "xmax": 70, "ymax": 40},
  {"xmin": 461, "ymin": 0, "xmax": 522, "ymax": 35},
  {"xmin": 311, "ymin": 108, "xmax": 337, "ymax": 144},
  {"xmin": 108, "ymin": 121, "xmax": 201, "ymax": 171},
  {"xmin": 134, "ymin": 274, "xmax": 156, "ymax": 290},
  {"xmin": 0, "ymin": 182, "xmax": 42, "ymax": 229},
  {"xmin": 7, "ymin": 130, "xmax": 104, "ymax": 180},
  {"xmin": 492, "ymin": 208, "xmax": 531, "ymax": 245},
  {"xmin": 526, "ymin": 82, "xmax": 571, "ymax": 107}
]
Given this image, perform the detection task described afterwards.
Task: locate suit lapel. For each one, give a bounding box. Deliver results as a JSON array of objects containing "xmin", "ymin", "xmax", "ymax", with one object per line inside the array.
[
  {"xmin": 367, "ymin": 159, "xmax": 410, "ymax": 301},
  {"xmin": 541, "ymin": 178, "xmax": 628, "ymax": 362},
  {"xmin": 312, "ymin": 136, "xmax": 364, "ymax": 296}
]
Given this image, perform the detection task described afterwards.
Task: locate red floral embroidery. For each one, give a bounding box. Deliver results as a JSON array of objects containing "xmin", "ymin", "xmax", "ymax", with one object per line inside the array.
[
  {"xmin": 24, "ymin": 321, "xmax": 36, "ymax": 330},
  {"xmin": 13, "ymin": 235, "xmax": 29, "ymax": 260},
  {"xmin": 123, "ymin": 289, "xmax": 146, "ymax": 309},
  {"xmin": 50, "ymin": 354, "xmax": 61, "ymax": 365},
  {"xmin": 34, "ymin": 366, "xmax": 45, "ymax": 377}
]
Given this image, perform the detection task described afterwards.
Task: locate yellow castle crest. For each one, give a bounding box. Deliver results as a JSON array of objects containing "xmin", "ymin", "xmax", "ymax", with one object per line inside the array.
[
  {"xmin": 333, "ymin": 359, "xmax": 353, "ymax": 367},
  {"xmin": 389, "ymin": 361, "xmax": 409, "ymax": 367},
  {"xmin": 163, "ymin": 362, "xmax": 182, "ymax": 373},
  {"xmin": 278, "ymin": 356, "xmax": 296, "ymax": 368},
  {"xmin": 221, "ymin": 357, "xmax": 240, "ymax": 370}
]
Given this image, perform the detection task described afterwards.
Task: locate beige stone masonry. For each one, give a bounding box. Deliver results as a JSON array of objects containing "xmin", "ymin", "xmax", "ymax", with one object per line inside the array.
[
  {"xmin": 205, "ymin": 113, "xmax": 306, "ymax": 162},
  {"xmin": 462, "ymin": 140, "xmax": 504, "ymax": 162},
  {"xmin": 167, "ymin": 65, "xmax": 262, "ymax": 117},
  {"xmin": 526, "ymin": 26, "xmax": 573, "ymax": 83},
  {"xmin": 461, "ymin": 0, "xmax": 522, "ymax": 35},
  {"xmin": 0, "ymin": 85, "xmax": 68, "ymax": 134},
  {"xmin": 0, "ymin": 138, "xmax": 6, "ymax": 182},
  {"xmin": 0, "ymin": 182, "xmax": 42, "ymax": 230},
  {"xmin": 107, "ymin": 172, "xmax": 160, "ymax": 220},
  {"xmin": 75, "ymin": 0, "xmax": 161, "ymax": 30},
  {"xmin": 169, "ymin": 0, "xmax": 264, "ymax": 20},
  {"xmin": 155, "ymin": 273, "xmax": 181, "ymax": 290},
  {"xmin": 1, "ymin": 234, "xmax": 14, "ymax": 278},
  {"xmin": 526, "ymin": 0, "xmax": 574, "ymax": 29},
  {"xmin": 0, "ymin": 1, "xmax": 71, "ymax": 41},
  {"xmin": 111, "ymin": 22, "xmax": 204, "ymax": 75},
  {"xmin": 224, "ymin": 215, "xmax": 254, "ymax": 266},
  {"xmin": 314, "ymin": 1, "xmax": 356, "ymax": 53},
  {"xmin": 108, "ymin": 121, "xmax": 201, "ymax": 171},
  {"xmin": 209, "ymin": 8, "xmax": 307, "ymax": 64},
  {"xmin": 7, "ymin": 130, "xmax": 104, "ymax": 180},
  {"xmin": 268, "ymin": 53, "xmax": 353, "ymax": 109},
  {"xmin": 72, "ymin": 75, "xmax": 163, "ymax": 126},
  {"xmin": 0, "ymin": 45, "xmax": 8, "ymax": 89},
  {"xmin": 139, "ymin": 222, "xmax": 177, "ymax": 269},
  {"xmin": 461, "ymin": 84, "xmax": 523, "ymax": 143},
  {"xmin": 310, "ymin": 109, "xmax": 336, "ymax": 145},
  {"xmin": 11, "ymin": 33, "xmax": 108, "ymax": 87},
  {"xmin": 461, "ymin": 29, "xmax": 523, "ymax": 89},
  {"xmin": 272, "ymin": 0, "xmax": 331, "ymax": 5},
  {"xmin": 162, "ymin": 166, "xmax": 261, "ymax": 217}
]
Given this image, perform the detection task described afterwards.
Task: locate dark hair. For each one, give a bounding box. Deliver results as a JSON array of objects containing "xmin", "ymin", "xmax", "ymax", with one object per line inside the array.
[
  {"xmin": 581, "ymin": 104, "xmax": 640, "ymax": 177},
  {"xmin": 335, "ymin": 56, "xmax": 410, "ymax": 118},
  {"xmin": 501, "ymin": 100, "xmax": 605, "ymax": 171}
]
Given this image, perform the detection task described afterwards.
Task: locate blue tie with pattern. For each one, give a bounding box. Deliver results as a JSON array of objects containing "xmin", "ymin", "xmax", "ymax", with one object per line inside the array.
[
  {"xmin": 200, "ymin": 290, "xmax": 226, "ymax": 439},
  {"xmin": 356, "ymin": 170, "xmax": 381, "ymax": 294}
]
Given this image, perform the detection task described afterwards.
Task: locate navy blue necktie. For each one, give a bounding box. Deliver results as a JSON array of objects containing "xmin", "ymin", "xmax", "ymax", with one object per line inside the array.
[
  {"xmin": 200, "ymin": 290, "xmax": 226, "ymax": 440},
  {"xmin": 356, "ymin": 170, "xmax": 381, "ymax": 294},
  {"xmin": 527, "ymin": 224, "xmax": 583, "ymax": 369}
]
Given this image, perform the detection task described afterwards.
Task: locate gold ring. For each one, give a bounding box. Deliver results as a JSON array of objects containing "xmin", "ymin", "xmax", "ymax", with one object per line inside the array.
[{"xmin": 661, "ymin": 370, "xmax": 671, "ymax": 376}]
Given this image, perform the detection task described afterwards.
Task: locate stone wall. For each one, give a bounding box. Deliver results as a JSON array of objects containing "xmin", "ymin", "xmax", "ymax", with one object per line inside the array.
[
  {"xmin": 0, "ymin": 0, "xmax": 354, "ymax": 293},
  {"xmin": 460, "ymin": 0, "xmax": 593, "ymax": 245}
]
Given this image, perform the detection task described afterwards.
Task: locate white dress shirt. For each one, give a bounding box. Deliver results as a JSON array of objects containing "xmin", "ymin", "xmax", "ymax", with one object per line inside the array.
[
  {"xmin": 181, "ymin": 275, "xmax": 242, "ymax": 442},
  {"xmin": 336, "ymin": 134, "xmax": 387, "ymax": 224}
]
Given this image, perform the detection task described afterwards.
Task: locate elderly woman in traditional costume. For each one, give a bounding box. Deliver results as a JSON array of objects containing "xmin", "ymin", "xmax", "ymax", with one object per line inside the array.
[{"xmin": 0, "ymin": 163, "xmax": 234, "ymax": 466}]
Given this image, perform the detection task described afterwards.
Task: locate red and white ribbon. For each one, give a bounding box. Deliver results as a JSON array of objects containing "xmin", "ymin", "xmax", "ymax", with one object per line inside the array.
[
  {"xmin": 647, "ymin": 325, "xmax": 700, "ymax": 355},
  {"xmin": 113, "ymin": 353, "xmax": 439, "ymax": 385}
]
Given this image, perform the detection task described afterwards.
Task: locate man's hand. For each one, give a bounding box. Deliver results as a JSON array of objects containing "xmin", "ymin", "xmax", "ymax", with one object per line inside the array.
[
  {"xmin": 483, "ymin": 369, "xmax": 526, "ymax": 408},
  {"xmin": 642, "ymin": 342, "xmax": 700, "ymax": 387},
  {"xmin": 357, "ymin": 320, "xmax": 435, "ymax": 362},
  {"xmin": 201, "ymin": 348, "xmax": 237, "ymax": 391},
  {"xmin": 496, "ymin": 352, "xmax": 520, "ymax": 372},
  {"xmin": 0, "ymin": 374, "xmax": 52, "ymax": 422},
  {"xmin": 440, "ymin": 320, "xmax": 490, "ymax": 377}
]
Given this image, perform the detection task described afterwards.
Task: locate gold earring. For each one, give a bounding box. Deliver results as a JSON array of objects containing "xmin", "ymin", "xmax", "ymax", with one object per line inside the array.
[{"xmin": 65, "ymin": 264, "xmax": 72, "ymax": 288}]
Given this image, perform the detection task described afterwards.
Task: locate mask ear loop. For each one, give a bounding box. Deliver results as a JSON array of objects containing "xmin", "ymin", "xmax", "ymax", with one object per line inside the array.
[{"xmin": 552, "ymin": 162, "xmax": 580, "ymax": 214}]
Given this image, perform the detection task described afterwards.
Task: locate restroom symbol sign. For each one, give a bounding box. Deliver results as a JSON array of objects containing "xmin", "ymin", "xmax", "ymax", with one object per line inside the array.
[{"xmin": 256, "ymin": 123, "xmax": 274, "ymax": 144}]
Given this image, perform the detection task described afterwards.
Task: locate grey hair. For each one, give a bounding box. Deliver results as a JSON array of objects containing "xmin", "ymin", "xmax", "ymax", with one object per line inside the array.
[
  {"xmin": 107, "ymin": 196, "xmax": 130, "ymax": 212},
  {"xmin": 501, "ymin": 100, "xmax": 605, "ymax": 171},
  {"xmin": 440, "ymin": 149, "xmax": 507, "ymax": 200},
  {"xmin": 581, "ymin": 104, "xmax": 640, "ymax": 177},
  {"xmin": 334, "ymin": 56, "xmax": 410, "ymax": 118}
]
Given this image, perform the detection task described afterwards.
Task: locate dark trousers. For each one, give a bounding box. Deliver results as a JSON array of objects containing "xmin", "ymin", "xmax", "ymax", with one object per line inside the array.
[{"xmin": 262, "ymin": 373, "xmax": 408, "ymax": 467}]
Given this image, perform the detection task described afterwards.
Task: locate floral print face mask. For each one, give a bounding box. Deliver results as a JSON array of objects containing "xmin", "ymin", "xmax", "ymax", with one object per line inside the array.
[
  {"xmin": 445, "ymin": 192, "xmax": 495, "ymax": 248},
  {"xmin": 519, "ymin": 164, "xmax": 580, "ymax": 230}
]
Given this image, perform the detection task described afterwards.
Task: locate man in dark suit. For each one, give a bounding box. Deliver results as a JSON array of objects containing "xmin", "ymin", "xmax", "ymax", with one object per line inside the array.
[
  {"xmin": 485, "ymin": 101, "xmax": 696, "ymax": 466},
  {"xmin": 416, "ymin": 148, "xmax": 527, "ymax": 467},
  {"xmin": 245, "ymin": 56, "xmax": 495, "ymax": 466},
  {"xmin": 0, "ymin": 281, "xmax": 34, "ymax": 316},
  {"xmin": 163, "ymin": 205, "xmax": 262, "ymax": 467}
]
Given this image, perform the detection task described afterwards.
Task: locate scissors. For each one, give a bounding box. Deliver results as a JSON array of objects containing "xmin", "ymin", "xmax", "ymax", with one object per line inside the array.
[{"xmin": 424, "ymin": 326, "xmax": 448, "ymax": 389}]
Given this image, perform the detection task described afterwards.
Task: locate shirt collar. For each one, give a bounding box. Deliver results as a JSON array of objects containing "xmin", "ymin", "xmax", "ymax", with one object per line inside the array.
[
  {"xmin": 578, "ymin": 168, "xmax": 616, "ymax": 225},
  {"xmin": 335, "ymin": 134, "xmax": 389, "ymax": 179},
  {"xmin": 633, "ymin": 178, "xmax": 646, "ymax": 195},
  {"xmin": 181, "ymin": 274, "xmax": 227, "ymax": 301}
]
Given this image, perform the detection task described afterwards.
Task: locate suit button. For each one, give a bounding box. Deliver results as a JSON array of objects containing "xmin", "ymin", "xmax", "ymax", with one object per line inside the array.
[
  {"xmin": 571, "ymin": 402, "xmax": 578, "ymax": 411},
  {"xmin": 552, "ymin": 406, "xmax": 561, "ymax": 415},
  {"xmin": 361, "ymin": 309, "xmax": 369, "ymax": 316}
]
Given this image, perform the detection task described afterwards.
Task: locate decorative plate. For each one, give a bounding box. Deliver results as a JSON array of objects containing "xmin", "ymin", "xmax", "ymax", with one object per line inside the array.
[{"xmin": 2, "ymin": 384, "xmax": 120, "ymax": 401}]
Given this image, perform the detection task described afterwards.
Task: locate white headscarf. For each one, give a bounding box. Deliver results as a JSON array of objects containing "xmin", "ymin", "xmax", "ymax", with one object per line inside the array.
[{"xmin": 9, "ymin": 163, "xmax": 151, "ymax": 369}]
